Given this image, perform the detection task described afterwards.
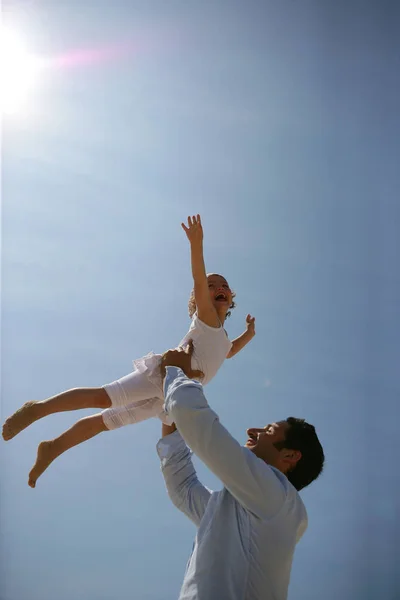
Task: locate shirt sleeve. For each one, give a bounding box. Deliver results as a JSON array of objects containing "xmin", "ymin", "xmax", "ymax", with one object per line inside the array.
[
  {"xmin": 156, "ymin": 429, "xmax": 212, "ymax": 527},
  {"xmin": 163, "ymin": 367, "xmax": 286, "ymax": 519}
]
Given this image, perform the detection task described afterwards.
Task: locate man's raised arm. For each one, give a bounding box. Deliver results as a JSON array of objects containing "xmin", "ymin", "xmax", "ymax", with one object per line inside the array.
[
  {"xmin": 157, "ymin": 421, "xmax": 211, "ymax": 527},
  {"xmin": 161, "ymin": 350, "xmax": 286, "ymax": 520}
]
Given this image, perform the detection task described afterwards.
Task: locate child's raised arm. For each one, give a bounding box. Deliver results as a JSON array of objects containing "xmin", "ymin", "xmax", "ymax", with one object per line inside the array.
[
  {"xmin": 227, "ymin": 314, "xmax": 256, "ymax": 358},
  {"xmin": 181, "ymin": 215, "xmax": 219, "ymax": 327}
]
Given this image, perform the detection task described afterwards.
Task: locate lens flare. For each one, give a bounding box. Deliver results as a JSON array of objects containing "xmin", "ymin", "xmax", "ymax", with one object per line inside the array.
[{"xmin": 0, "ymin": 28, "xmax": 40, "ymax": 114}]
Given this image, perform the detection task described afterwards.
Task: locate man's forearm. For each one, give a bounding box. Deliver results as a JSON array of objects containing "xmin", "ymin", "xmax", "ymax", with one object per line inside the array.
[{"xmin": 162, "ymin": 422, "xmax": 177, "ymax": 438}]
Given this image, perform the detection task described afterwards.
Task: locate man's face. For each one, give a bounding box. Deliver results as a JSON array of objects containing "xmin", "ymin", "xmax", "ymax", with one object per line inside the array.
[{"xmin": 245, "ymin": 421, "xmax": 300, "ymax": 473}]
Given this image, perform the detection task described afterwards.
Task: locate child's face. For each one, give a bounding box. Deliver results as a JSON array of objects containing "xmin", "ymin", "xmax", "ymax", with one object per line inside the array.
[{"xmin": 207, "ymin": 273, "xmax": 233, "ymax": 310}]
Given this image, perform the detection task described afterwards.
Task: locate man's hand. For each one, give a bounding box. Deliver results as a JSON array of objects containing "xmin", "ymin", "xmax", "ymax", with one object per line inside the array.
[
  {"xmin": 246, "ymin": 314, "xmax": 256, "ymax": 337},
  {"xmin": 181, "ymin": 214, "xmax": 203, "ymax": 246},
  {"xmin": 161, "ymin": 341, "xmax": 204, "ymax": 380}
]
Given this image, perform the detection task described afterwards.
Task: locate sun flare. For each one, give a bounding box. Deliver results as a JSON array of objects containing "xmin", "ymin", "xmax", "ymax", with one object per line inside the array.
[{"xmin": 0, "ymin": 28, "xmax": 40, "ymax": 114}]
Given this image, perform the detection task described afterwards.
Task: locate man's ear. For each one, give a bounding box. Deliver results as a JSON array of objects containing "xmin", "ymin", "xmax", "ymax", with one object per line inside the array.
[{"xmin": 283, "ymin": 449, "xmax": 302, "ymax": 467}]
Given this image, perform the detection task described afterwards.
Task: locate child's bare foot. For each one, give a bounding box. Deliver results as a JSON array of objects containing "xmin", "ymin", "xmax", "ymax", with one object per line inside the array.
[
  {"xmin": 2, "ymin": 401, "xmax": 40, "ymax": 441},
  {"xmin": 28, "ymin": 441, "xmax": 58, "ymax": 488}
]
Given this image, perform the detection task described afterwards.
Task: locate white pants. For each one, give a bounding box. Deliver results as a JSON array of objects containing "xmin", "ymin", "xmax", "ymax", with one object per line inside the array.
[{"xmin": 102, "ymin": 368, "xmax": 169, "ymax": 430}]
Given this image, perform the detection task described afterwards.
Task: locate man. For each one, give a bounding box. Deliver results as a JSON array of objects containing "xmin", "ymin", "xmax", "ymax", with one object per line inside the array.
[{"xmin": 157, "ymin": 343, "xmax": 325, "ymax": 600}]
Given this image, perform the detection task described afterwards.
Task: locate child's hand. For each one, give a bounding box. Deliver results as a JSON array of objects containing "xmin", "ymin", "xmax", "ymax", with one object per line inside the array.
[
  {"xmin": 181, "ymin": 214, "xmax": 203, "ymax": 245},
  {"xmin": 246, "ymin": 314, "xmax": 256, "ymax": 337}
]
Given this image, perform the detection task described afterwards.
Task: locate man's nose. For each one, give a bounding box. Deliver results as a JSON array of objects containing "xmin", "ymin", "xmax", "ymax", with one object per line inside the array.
[{"xmin": 247, "ymin": 427, "xmax": 259, "ymax": 436}]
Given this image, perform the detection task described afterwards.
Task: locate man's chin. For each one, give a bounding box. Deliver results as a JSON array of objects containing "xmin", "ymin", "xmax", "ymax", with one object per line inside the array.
[{"xmin": 245, "ymin": 442, "xmax": 257, "ymax": 453}]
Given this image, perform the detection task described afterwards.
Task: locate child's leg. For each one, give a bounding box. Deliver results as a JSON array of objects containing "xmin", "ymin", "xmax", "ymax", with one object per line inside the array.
[
  {"xmin": 28, "ymin": 413, "xmax": 107, "ymax": 488},
  {"xmin": 28, "ymin": 396, "xmax": 164, "ymax": 487},
  {"xmin": 101, "ymin": 365, "xmax": 164, "ymax": 429},
  {"xmin": 101, "ymin": 397, "xmax": 163, "ymax": 430},
  {"xmin": 2, "ymin": 388, "xmax": 111, "ymax": 441},
  {"xmin": 3, "ymin": 364, "xmax": 163, "ymax": 442},
  {"xmin": 102, "ymin": 363, "xmax": 163, "ymax": 410}
]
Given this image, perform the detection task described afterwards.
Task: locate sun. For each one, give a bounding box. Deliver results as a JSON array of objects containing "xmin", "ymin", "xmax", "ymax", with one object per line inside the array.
[{"xmin": 0, "ymin": 28, "xmax": 40, "ymax": 115}]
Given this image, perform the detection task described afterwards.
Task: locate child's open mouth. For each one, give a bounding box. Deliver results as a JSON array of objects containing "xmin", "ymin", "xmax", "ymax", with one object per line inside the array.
[{"xmin": 215, "ymin": 293, "xmax": 228, "ymax": 302}]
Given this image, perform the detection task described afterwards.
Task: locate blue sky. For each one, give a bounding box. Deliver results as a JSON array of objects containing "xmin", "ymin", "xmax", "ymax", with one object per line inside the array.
[{"xmin": 1, "ymin": 1, "xmax": 399, "ymax": 599}]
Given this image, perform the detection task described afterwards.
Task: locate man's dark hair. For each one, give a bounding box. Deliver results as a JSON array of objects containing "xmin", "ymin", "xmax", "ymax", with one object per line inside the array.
[{"xmin": 273, "ymin": 417, "xmax": 325, "ymax": 491}]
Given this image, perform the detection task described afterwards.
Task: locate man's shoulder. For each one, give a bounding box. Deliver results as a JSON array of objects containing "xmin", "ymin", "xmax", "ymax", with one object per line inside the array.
[
  {"xmin": 243, "ymin": 447, "xmax": 288, "ymax": 490},
  {"xmin": 270, "ymin": 467, "xmax": 308, "ymax": 529},
  {"xmin": 239, "ymin": 449, "xmax": 307, "ymax": 517}
]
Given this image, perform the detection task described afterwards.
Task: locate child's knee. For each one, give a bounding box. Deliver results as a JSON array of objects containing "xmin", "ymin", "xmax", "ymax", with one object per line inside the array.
[{"xmin": 97, "ymin": 388, "xmax": 112, "ymax": 409}]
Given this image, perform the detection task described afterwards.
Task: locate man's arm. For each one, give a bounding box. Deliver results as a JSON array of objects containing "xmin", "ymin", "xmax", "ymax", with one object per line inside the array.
[
  {"xmin": 163, "ymin": 367, "xmax": 286, "ymax": 520},
  {"xmin": 157, "ymin": 423, "xmax": 211, "ymax": 527},
  {"xmin": 162, "ymin": 422, "xmax": 177, "ymax": 437}
]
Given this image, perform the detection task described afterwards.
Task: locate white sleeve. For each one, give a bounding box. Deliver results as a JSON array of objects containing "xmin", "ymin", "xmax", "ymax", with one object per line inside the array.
[
  {"xmin": 157, "ymin": 430, "xmax": 212, "ymax": 527},
  {"xmin": 164, "ymin": 367, "xmax": 286, "ymax": 519}
]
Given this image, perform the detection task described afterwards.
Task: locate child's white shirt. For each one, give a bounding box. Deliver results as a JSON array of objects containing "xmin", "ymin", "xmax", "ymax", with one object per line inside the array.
[
  {"xmin": 134, "ymin": 313, "xmax": 233, "ymax": 389},
  {"xmin": 178, "ymin": 313, "xmax": 233, "ymax": 384}
]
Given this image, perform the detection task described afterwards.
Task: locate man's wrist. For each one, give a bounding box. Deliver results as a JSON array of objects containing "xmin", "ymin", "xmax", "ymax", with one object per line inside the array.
[
  {"xmin": 161, "ymin": 358, "xmax": 182, "ymax": 379},
  {"xmin": 162, "ymin": 422, "xmax": 177, "ymax": 438}
]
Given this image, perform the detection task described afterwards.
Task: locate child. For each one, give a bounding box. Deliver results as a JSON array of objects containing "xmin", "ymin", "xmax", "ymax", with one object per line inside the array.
[{"xmin": 2, "ymin": 215, "xmax": 256, "ymax": 487}]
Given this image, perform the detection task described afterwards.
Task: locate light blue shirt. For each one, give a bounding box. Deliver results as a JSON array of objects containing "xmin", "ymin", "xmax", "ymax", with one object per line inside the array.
[{"xmin": 157, "ymin": 367, "xmax": 308, "ymax": 600}]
